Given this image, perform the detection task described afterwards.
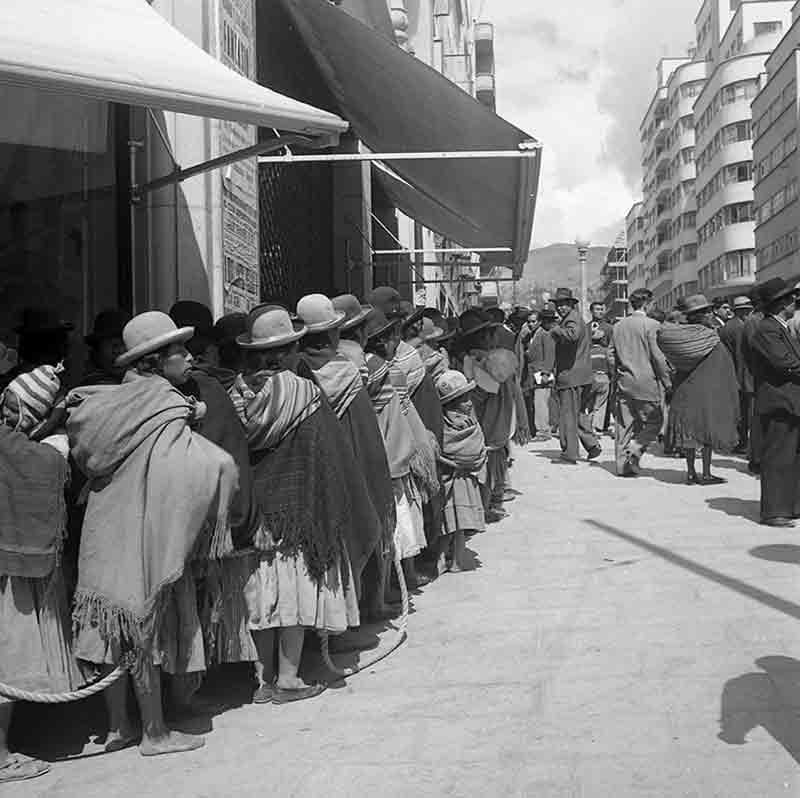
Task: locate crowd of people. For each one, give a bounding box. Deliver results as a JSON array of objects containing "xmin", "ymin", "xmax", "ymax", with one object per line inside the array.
[{"xmin": 0, "ymin": 287, "xmax": 531, "ymax": 781}]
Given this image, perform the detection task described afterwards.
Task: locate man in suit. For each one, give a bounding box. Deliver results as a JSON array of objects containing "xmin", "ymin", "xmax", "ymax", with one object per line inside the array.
[
  {"xmin": 741, "ymin": 285, "xmax": 765, "ymax": 473},
  {"xmin": 607, "ymin": 288, "xmax": 672, "ymax": 476},
  {"xmin": 550, "ymin": 288, "xmax": 601, "ymax": 463},
  {"xmin": 749, "ymin": 278, "xmax": 800, "ymax": 527},
  {"xmin": 720, "ymin": 296, "xmax": 754, "ymax": 453},
  {"xmin": 712, "ymin": 297, "xmax": 732, "ymax": 330}
]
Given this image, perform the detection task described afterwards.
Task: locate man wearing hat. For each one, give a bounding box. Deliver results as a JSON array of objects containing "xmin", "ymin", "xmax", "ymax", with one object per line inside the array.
[
  {"xmin": 607, "ymin": 288, "xmax": 671, "ymax": 476},
  {"xmin": 367, "ymin": 286, "xmax": 404, "ymax": 320},
  {"xmin": 527, "ymin": 308, "xmax": 557, "ymax": 440},
  {"xmin": 550, "ymin": 288, "xmax": 601, "ymax": 463},
  {"xmin": 80, "ymin": 308, "xmax": 131, "ymax": 386},
  {"xmin": 720, "ymin": 296, "xmax": 755, "ymax": 453},
  {"xmin": 749, "ymin": 279, "xmax": 800, "ymax": 526},
  {"xmin": 332, "ymin": 294, "xmax": 373, "ymax": 383}
]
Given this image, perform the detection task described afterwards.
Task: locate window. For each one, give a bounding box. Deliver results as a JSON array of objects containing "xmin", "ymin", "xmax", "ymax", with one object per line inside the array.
[
  {"xmin": 683, "ymin": 244, "xmax": 698, "ymax": 261},
  {"xmin": 754, "ymin": 21, "xmax": 783, "ymax": 36}
]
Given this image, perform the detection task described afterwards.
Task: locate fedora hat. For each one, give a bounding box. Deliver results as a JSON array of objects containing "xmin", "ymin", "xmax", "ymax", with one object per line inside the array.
[
  {"xmin": 115, "ymin": 311, "xmax": 194, "ymax": 367},
  {"xmin": 683, "ymin": 294, "xmax": 712, "ymax": 314},
  {"xmin": 458, "ymin": 308, "xmax": 498, "ymax": 340},
  {"xmin": 418, "ymin": 316, "xmax": 444, "ymax": 341},
  {"xmin": 296, "ymin": 294, "xmax": 345, "ymax": 333},
  {"xmin": 84, "ymin": 308, "xmax": 131, "ymax": 346},
  {"xmin": 237, "ymin": 305, "xmax": 307, "ymax": 349},
  {"xmin": 760, "ymin": 277, "xmax": 797, "ymax": 306},
  {"xmin": 553, "ymin": 288, "xmax": 579, "ymax": 304},
  {"xmin": 364, "ymin": 308, "xmax": 399, "ymax": 340},
  {"xmin": 436, "ymin": 369, "xmax": 475, "ymax": 405},
  {"xmin": 732, "ymin": 295, "xmax": 753, "ymax": 310},
  {"xmin": 367, "ymin": 286, "xmax": 403, "ymax": 318},
  {"xmin": 332, "ymin": 294, "xmax": 372, "ymax": 330},
  {"xmin": 14, "ymin": 307, "xmax": 74, "ymax": 335}
]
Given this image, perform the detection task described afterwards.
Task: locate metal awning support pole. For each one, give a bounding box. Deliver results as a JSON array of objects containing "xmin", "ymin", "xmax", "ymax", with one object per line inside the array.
[
  {"xmin": 257, "ymin": 146, "xmax": 541, "ymax": 165},
  {"xmin": 372, "ymin": 246, "xmax": 511, "ymax": 255}
]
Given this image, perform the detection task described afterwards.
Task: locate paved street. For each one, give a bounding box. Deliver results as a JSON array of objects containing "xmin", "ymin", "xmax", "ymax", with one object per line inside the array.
[{"xmin": 9, "ymin": 435, "xmax": 800, "ymax": 797}]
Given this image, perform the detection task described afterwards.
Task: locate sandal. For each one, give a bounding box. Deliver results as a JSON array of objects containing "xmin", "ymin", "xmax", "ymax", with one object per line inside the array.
[{"xmin": 0, "ymin": 753, "xmax": 50, "ymax": 783}]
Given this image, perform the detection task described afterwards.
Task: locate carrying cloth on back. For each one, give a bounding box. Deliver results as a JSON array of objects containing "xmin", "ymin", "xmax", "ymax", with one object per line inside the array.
[
  {"xmin": 0, "ymin": 425, "xmax": 69, "ymax": 578},
  {"xmin": 466, "ymin": 348, "xmax": 518, "ymax": 450},
  {"xmin": 657, "ymin": 323, "xmax": 719, "ymax": 374},
  {"xmin": 440, "ymin": 407, "xmax": 488, "ymax": 476},
  {"xmin": 67, "ymin": 375, "xmax": 238, "ymax": 663},
  {"xmin": 299, "ymin": 345, "xmax": 363, "ymax": 420},
  {"xmin": 230, "ymin": 369, "xmax": 365, "ymax": 580}
]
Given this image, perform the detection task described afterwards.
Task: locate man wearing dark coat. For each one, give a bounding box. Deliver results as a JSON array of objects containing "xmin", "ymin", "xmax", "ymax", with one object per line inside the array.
[{"xmin": 720, "ymin": 296, "xmax": 754, "ymax": 453}]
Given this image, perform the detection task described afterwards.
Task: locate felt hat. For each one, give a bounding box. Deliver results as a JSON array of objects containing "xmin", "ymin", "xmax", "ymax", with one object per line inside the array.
[
  {"xmin": 418, "ymin": 317, "xmax": 444, "ymax": 341},
  {"xmin": 436, "ymin": 369, "xmax": 475, "ymax": 405},
  {"xmin": 169, "ymin": 301, "xmax": 216, "ymax": 338},
  {"xmin": 553, "ymin": 288, "xmax": 579, "ymax": 304},
  {"xmin": 538, "ymin": 308, "xmax": 557, "ymax": 322},
  {"xmin": 367, "ymin": 286, "xmax": 403, "ymax": 318},
  {"xmin": 14, "ymin": 307, "xmax": 74, "ymax": 335},
  {"xmin": 732, "ymin": 296, "xmax": 753, "ymax": 310},
  {"xmin": 683, "ymin": 294, "xmax": 712, "ymax": 314},
  {"xmin": 116, "ymin": 311, "xmax": 194, "ymax": 366},
  {"xmin": 332, "ymin": 294, "xmax": 372, "ymax": 330},
  {"xmin": 84, "ymin": 309, "xmax": 131, "ymax": 346},
  {"xmin": 458, "ymin": 308, "xmax": 498, "ymax": 340},
  {"xmin": 296, "ymin": 294, "xmax": 346, "ymax": 333},
  {"xmin": 237, "ymin": 305, "xmax": 307, "ymax": 349},
  {"xmin": 760, "ymin": 277, "xmax": 797, "ymax": 306},
  {"xmin": 630, "ymin": 288, "xmax": 653, "ymax": 303},
  {"xmin": 214, "ymin": 312, "xmax": 248, "ymax": 344},
  {"xmin": 364, "ymin": 308, "xmax": 399, "ymax": 340}
]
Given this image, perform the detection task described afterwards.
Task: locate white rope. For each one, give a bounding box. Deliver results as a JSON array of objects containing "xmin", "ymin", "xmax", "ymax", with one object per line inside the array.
[{"xmin": 0, "ymin": 666, "xmax": 127, "ymax": 704}]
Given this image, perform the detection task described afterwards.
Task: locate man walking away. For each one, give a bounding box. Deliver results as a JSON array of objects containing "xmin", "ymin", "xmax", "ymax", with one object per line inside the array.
[
  {"xmin": 528, "ymin": 308, "xmax": 557, "ymax": 441},
  {"xmin": 586, "ymin": 302, "xmax": 613, "ymax": 435},
  {"xmin": 720, "ymin": 296, "xmax": 754, "ymax": 454},
  {"xmin": 550, "ymin": 289, "xmax": 601, "ymax": 463},
  {"xmin": 608, "ymin": 288, "xmax": 672, "ymax": 476}
]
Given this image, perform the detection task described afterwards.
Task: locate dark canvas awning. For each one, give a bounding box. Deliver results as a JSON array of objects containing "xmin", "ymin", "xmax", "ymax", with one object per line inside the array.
[{"xmin": 281, "ymin": 0, "xmax": 540, "ymax": 276}]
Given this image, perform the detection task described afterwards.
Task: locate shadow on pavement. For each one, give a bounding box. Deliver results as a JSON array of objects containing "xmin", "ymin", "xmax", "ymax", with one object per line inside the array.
[
  {"xmin": 706, "ymin": 497, "xmax": 760, "ymax": 523},
  {"xmin": 750, "ymin": 545, "xmax": 800, "ymax": 565},
  {"xmin": 590, "ymin": 459, "xmax": 687, "ymax": 485},
  {"xmin": 719, "ymin": 656, "xmax": 800, "ymax": 764}
]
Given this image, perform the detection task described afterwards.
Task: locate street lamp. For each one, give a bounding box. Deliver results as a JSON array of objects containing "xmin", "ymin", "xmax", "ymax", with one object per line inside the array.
[{"xmin": 575, "ymin": 237, "xmax": 591, "ymax": 320}]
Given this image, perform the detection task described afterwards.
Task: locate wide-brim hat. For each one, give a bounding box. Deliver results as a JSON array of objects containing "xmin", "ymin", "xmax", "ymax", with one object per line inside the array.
[
  {"xmin": 760, "ymin": 277, "xmax": 797, "ymax": 306},
  {"xmin": 683, "ymin": 294, "xmax": 712, "ymax": 315},
  {"xmin": 364, "ymin": 308, "xmax": 399, "ymax": 340},
  {"xmin": 732, "ymin": 296, "xmax": 753, "ymax": 310},
  {"xmin": 116, "ymin": 311, "xmax": 194, "ymax": 367},
  {"xmin": 237, "ymin": 304, "xmax": 307, "ymax": 349},
  {"xmin": 367, "ymin": 286, "xmax": 403, "ymax": 318},
  {"xmin": 14, "ymin": 307, "xmax": 74, "ymax": 335},
  {"xmin": 436, "ymin": 369, "xmax": 476, "ymax": 404},
  {"xmin": 214, "ymin": 312, "xmax": 249, "ymax": 344},
  {"xmin": 418, "ymin": 317, "xmax": 444, "ymax": 341},
  {"xmin": 553, "ymin": 287, "xmax": 579, "ymax": 304},
  {"xmin": 85, "ymin": 308, "xmax": 132, "ymax": 346},
  {"xmin": 332, "ymin": 294, "xmax": 372, "ymax": 331},
  {"xmin": 296, "ymin": 294, "xmax": 346, "ymax": 333},
  {"xmin": 458, "ymin": 309, "xmax": 499, "ymax": 340}
]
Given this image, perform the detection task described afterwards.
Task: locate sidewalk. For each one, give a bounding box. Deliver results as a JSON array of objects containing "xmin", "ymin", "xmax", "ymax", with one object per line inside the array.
[{"xmin": 10, "ymin": 436, "xmax": 800, "ymax": 797}]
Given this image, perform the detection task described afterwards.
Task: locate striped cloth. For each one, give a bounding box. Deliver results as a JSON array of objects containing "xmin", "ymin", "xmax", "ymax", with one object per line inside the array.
[{"xmin": 1, "ymin": 363, "xmax": 63, "ymax": 435}]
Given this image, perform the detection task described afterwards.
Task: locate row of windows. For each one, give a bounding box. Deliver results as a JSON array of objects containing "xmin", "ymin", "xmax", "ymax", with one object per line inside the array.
[
  {"xmin": 756, "ymin": 178, "xmax": 799, "ymax": 225},
  {"xmin": 698, "ymin": 202, "xmax": 755, "ymax": 244},
  {"xmin": 698, "ymin": 250, "xmax": 756, "ymax": 291},
  {"xmin": 666, "ymin": 81, "xmax": 706, "ymax": 119},
  {"xmin": 696, "ymin": 162, "xmax": 753, "ymax": 210},
  {"xmin": 221, "ymin": 20, "xmax": 252, "ymax": 78},
  {"xmin": 756, "ymin": 229, "xmax": 799, "ymax": 270},
  {"xmin": 755, "ymin": 130, "xmax": 798, "ymax": 182},
  {"xmin": 695, "ymin": 79, "xmax": 759, "ymax": 140},
  {"xmin": 666, "ymin": 243, "xmax": 698, "ymax": 268},
  {"xmin": 696, "ymin": 121, "xmax": 751, "ymax": 174},
  {"xmin": 670, "ymin": 212, "xmax": 697, "ymax": 238},
  {"xmin": 753, "ymin": 80, "xmax": 796, "ymax": 140},
  {"xmin": 664, "ymin": 115, "xmax": 695, "ymax": 154}
]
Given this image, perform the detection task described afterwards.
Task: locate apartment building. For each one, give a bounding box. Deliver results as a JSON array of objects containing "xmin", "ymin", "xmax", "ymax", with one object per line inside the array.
[
  {"xmin": 752, "ymin": 1, "xmax": 800, "ymax": 282},
  {"xmin": 600, "ymin": 232, "xmax": 629, "ymax": 322},
  {"xmin": 626, "ymin": 202, "xmax": 646, "ymax": 293}
]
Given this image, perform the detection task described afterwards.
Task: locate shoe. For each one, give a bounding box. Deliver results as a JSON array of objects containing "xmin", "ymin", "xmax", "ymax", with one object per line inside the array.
[
  {"xmin": 687, "ymin": 473, "xmax": 700, "ymax": 485},
  {"xmin": 586, "ymin": 445, "xmax": 602, "ymax": 461},
  {"xmin": 272, "ymin": 683, "xmax": 327, "ymax": 704},
  {"xmin": 501, "ymin": 491, "xmax": 517, "ymax": 503},
  {"xmin": 697, "ymin": 475, "xmax": 726, "ymax": 486},
  {"xmin": 485, "ymin": 508, "xmax": 507, "ymax": 524},
  {"xmin": 253, "ymin": 683, "xmax": 276, "ymax": 704},
  {"xmin": 559, "ymin": 453, "xmax": 578, "ymax": 464},
  {"xmin": 760, "ymin": 517, "xmax": 795, "ymax": 528}
]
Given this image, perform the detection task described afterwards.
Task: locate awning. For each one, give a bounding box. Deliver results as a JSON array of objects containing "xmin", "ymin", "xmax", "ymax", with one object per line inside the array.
[
  {"xmin": 0, "ymin": 0, "xmax": 348, "ymax": 141},
  {"xmin": 281, "ymin": 0, "xmax": 540, "ymax": 275}
]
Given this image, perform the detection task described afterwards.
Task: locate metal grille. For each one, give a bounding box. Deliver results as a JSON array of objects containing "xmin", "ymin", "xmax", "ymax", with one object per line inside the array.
[{"xmin": 258, "ymin": 162, "xmax": 333, "ymax": 306}]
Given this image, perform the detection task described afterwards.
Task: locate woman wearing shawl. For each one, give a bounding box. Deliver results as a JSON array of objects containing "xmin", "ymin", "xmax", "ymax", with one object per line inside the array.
[
  {"xmin": 435, "ymin": 370, "xmax": 487, "ymax": 573},
  {"xmin": 229, "ymin": 306, "xmax": 360, "ymax": 705},
  {"xmin": 657, "ymin": 294, "xmax": 739, "ymax": 484},
  {"xmin": 67, "ymin": 312, "xmax": 239, "ymax": 757},
  {"xmin": 0, "ymin": 363, "xmax": 79, "ymax": 783},
  {"xmin": 295, "ymin": 294, "xmax": 395, "ymax": 596},
  {"xmin": 363, "ymin": 310, "xmax": 431, "ymax": 591}
]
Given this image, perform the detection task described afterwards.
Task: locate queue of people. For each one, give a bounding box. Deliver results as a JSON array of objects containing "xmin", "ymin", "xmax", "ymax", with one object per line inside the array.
[{"xmin": 0, "ymin": 288, "xmax": 532, "ymax": 781}]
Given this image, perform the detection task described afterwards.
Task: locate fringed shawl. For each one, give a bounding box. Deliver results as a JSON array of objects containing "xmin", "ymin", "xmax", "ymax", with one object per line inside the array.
[
  {"xmin": 657, "ymin": 323, "xmax": 720, "ymax": 375},
  {"xmin": 68, "ymin": 375, "xmax": 238, "ymax": 670},
  {"xmin": 0, "ymin": 425, "xmax": 69, "ymax": 578},
  {"xmin": 299, "ymin": 346, "xmax": 363, "ymax": 420},
  {"xmin": 390, "ymin": 340, "xmax": 426, "ymax": 406}
]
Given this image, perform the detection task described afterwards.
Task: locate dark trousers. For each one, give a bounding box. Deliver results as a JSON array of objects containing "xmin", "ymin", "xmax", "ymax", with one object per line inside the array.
[
  {"xmin": 614, "ymin": 395, "xmax": 662, "ymax": 473},
  {"xmin": 738, "ymin": 392, "xmax": 751, "ymax": 448},
  {"xmin": 760, "ymin": 413, "xmax": 800, "ymax": 521},
  {"xmin": 747, "ymin": 393, "xmax": 762, "ymax": 468},
  {"xmin": 557, "ymin": 385, "xmax": 599, "ymax": 461}
]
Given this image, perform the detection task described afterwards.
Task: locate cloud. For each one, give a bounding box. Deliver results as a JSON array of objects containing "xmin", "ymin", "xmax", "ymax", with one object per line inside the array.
[{"xmin": 489, "ymin": 0, "xmax": 701, "ymax": 246}]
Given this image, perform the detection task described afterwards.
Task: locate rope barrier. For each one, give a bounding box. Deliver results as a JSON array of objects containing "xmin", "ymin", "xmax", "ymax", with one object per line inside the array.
[{"xmin": 0, "ymin": 666, "xmax": 127, "ymax": 704}]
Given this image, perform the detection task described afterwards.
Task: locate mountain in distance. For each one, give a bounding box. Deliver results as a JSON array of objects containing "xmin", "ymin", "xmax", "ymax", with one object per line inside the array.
[{"xmin": 499, "ymin": 242, "xmax": 611, "ymax": 307}]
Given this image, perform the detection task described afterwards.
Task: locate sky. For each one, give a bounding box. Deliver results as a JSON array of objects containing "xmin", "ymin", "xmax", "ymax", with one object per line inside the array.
[{"xmin": 487, "ymin": 0, "xmax": 700, "ymax": 248}]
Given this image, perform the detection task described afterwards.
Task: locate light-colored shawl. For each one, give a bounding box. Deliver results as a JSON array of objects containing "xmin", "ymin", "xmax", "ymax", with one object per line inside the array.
[
  {"xmin": 338, "ymin": 339, "xmax": 369, "ymax": 386},
  {"xmin": 300, "ymin": 346, "xmax": 363, "ymax": 420},
  {"xmin": 390, "ymin": 340, "xmax": 426, "ymax": 404}
]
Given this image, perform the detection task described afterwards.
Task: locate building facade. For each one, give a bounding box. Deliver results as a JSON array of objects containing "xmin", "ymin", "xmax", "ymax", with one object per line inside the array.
[{"xmin": 600, "ymin": 233, "xmax": 629, "ymax": 321}]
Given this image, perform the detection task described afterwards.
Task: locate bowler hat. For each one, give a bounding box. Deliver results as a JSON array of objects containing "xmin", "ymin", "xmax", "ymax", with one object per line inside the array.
[
  {"xmin": 214, "ymin": 312, "xmax": 248, "ymax": 344},
  {"xmin": 553, "ymin": 288, "xmax": 578, "ymax": 304},
  {"xmin": 14, "ymin": 307, "xmax": 74, "ymax": 335},
  {"xmin": 169, "ymin": 300, "xmax": 215, "ymax": 336},
  {"xmin": 367, "ymin": 286, "xmax": 403, "ymax": 318},
  {"xmin": 84, "ymin": 309, "xmax": 131, "ymax": 346},
  {"xmin": 436, "ymin": 369, "xmax": 475, "ymax": 405},
  {"xmin": 332, "ymin": 294, "xmax": 372, "ymax": 330},
  {"xmin": 296, "ymin": 294, "xmax": 345, "ymax": 333},
  {"xmin": 760, "ymin": 277, "xmax": 798, "ymax": 306},
  {"xmin": 364, "ymin": 308, "xmax": 399, "ymax": 340},
  {"xmin": 458, "ymin": 308, "xmax": 498, "ymax": 340},
  {"xmin": 237, "ymin": 305, "xmax": 306, "ymax": 349},
  {"xmin": 683, "ymin": 294, "xmax": 712, "ymax": 315},
  {"xmin": 116, "ymin": 311, "xmax": 194, "ymax": 367},
  {"xmin": 732, "ymin": 296, "xmax": 753, "ymax": 310}
]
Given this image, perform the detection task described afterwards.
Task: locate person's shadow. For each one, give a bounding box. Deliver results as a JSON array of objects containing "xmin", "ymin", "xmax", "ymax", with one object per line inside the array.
[
  {"xmin": 706, "ymin": 497, "xmax": 760, "ymax": 523},
  {"xmin": 719, "ymin": 656, "xmax": 800, "ymax": 763},
  {"xmin": 751, "ymin": 545, "xmax": 800, "ymax": 565}
]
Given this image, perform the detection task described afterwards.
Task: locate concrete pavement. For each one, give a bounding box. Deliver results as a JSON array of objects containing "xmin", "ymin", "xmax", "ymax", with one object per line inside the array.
[{"xmin": 8, "ymin": 436, "xmax": 800, "ymax": 797}]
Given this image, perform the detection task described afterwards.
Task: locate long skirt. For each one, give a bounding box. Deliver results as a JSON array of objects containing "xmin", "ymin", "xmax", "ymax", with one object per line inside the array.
[
  {"xmin": 0, "ymin": 569, "xmax": 80, "ymax": 703},
  {"xmin": 393, "ymin": 476, "xmax": 426, "ymax": 560},
  {"xmin": 442, "ymin": 474, "xmax": 486, "ymax": 535},
  {"xmin": 244, "ymin": 545, "xmax": 360, "ymax": 634}
]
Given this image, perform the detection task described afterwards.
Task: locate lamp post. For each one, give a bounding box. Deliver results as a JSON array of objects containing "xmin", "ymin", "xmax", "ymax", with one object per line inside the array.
[{"xmin": 575, "ymin": 237, "xmax": 590, "ymax": 320}]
